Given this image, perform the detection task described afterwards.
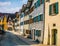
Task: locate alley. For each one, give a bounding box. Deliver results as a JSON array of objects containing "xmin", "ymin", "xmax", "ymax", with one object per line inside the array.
[{"xmin": 0, "ymin": 32, "xmax": 29, "ymax": 46}]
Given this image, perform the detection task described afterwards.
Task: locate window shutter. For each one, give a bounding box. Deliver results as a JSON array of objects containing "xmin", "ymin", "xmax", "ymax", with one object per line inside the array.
[
  {"xmin": 40, "ymin": 14, "xmax": 43, "ymax": 21},
  {"xmin": 49, "ymin": 5, "xmax": 52, "ymax": 15},
  {"xmin": 55, "ymin": 2, "xmax": 58, "ymax": 14},
  {"xmin": 35, "ymin": 30, "xmax": 41, "ymax": 37},
  {"xmin": 34, "ymin": 3, "xmax": 37, "ymax": 8},
  {"xmin": 38, "ymin": 0, "xmax": 40, "ymax": 6},
  {"xmin": 42, "ymin": 0, "xmax": 44, "ymax": 4},
  {"xmin": 33, "ymin": 17, "xmax": 36, "ymax": 22},
  {"xmin": 38, "ymin": 15, "xmax": 40, "ymax": 21},
  {"xmin": 34, "ymin": 3, "xmax": 36, "ymax": 8}
]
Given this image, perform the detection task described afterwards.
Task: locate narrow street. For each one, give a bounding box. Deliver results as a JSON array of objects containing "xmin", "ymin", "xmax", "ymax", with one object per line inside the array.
[{"xmin": 0, "ymin": 32, "xmax": 29, "ymax": 46}]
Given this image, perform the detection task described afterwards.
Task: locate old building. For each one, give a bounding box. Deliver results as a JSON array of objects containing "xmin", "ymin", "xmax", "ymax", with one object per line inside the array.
[
  {"xmin": 0, "ymin": 13, "xmax": 8, "ymax": 31},
  {"xmin": 44, "ymin": 0, "xmax": 60, "ymax": 46},
  {"xmin": 19, "ymin": 0, "xmax": 60, "ymax": 45},
  {"xmin": 7, "ymin": 14, "xmax": 15, "ymax": 31},
  {"xmin": 28, "ymin": 0, "xmax": 44, "ymax": 43},
  {"xmin": 23, "ymin": 0, "xmax": 33, "ymax": 38},
  {"xmin": 14, "ymin": 12, "xmax": 20, "ymax": 33}
]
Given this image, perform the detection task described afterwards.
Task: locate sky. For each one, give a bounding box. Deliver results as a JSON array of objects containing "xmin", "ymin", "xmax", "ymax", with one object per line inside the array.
[{"xmin": 0, "ymin": 0, "xmax": 28, "ymax": 13}]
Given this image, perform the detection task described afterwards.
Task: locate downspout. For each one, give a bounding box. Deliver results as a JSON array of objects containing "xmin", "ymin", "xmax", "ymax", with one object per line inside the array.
[{"xmin": 43, "ymin": 0, "xmax": 45, "ymax": 44}]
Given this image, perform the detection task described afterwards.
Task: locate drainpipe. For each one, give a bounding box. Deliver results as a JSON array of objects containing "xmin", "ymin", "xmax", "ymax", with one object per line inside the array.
[{"xmin": 43, "ymin": 0, "xmax": 45, "ymax": 44}]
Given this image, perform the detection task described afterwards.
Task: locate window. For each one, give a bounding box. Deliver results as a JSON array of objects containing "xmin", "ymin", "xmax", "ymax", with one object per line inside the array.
[
  {"xmin": 34, "ymin": 0, "xmax": 44, "ymax": 8},
  {"xmin": 34, "ymin": 2, "xmax": 38, "ymax": 8},
  {"xmin": 24, "ymin": 21, "xmax": 26, "ymax": 24},
  {"xmin": 46, "ymin": 0, "xmax": 50, "ymax": 2},
  {"xmin": 30, "ymin": 6, "xmax": 34, "ymax": 13},
  {"xmin": 20, "ymin": 13, "xmax": 24, "ymax": 18},
  {"xmin": 8, "ymin": 27, "xmax": 13, "ymax": 31},
  {"xmin": 42, "ymin": 0, "xmax": 44, "ymax": 4},
  {"xmin": 24, "ymin": 20, "xmax": 29, "ymax": 24},
  {"xmin": 33, "ymin": 16, "xmax": 38, "ymax": 22},
  {"xmin": 29, "ymin": 19, "xmax": 33, "ymax": 24},
  {"xmin": 35, "ymin": 30, "xmax": 41, "ymax": 37},
  {"xmin": 40, "ymin": 0, "xmax": 44, "ymax": 4},
  {"xmin": 20, "ymin": 15, "xmax": 23, "ymax": 18},
  {"xmin": 40, "ymin": 14, "xmax": 43, "ymax": 21},
  {"xmin": 33, "ymin": 14, "xmax": 43, "ymax": 22},
  {"xmin": 38, "ymin": 14, "xmax": 43, "ymax": 22},
  {"xmin": 26, "ymin": 30, "xmax": 31, "ymax": 34},
  {"xmin": 34, "ymin": 1, "xmax": 40, "ymax": 8},
  {"xmin": 26, "ymin": 20, "xmax": 29, "ymax": 24},
  {"xmin": 38, "ymin": 0, "xmax": 40, "ymax": 6},
  {"xmin": 29, "ymin": 15, "xmax": 32, "ymax": 19},
  {"xmin": 20, "ymin": 22, "xmax": 24, "ymax": 25},
  {"xmin": 49, "ymin": 2, "xmax": 58, "ymax": 15}
]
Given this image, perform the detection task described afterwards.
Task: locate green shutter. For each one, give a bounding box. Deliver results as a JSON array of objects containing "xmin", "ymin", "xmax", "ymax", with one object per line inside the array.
[
  {"xmin": 38, "ymin": 0, "xmax": 40, "ymax": 6},
  {"xmin": 42, "ymin": 0, "xmax": 44, "ymax": 4},
  {"xmin": 55, "ymin": 2, "xmax": 58, "ymax": 14},
  {"xmin": 34, "ymin": 3, "xmax": 38, "ymax": 8},
  {"xmin": 35, "ymin": 30, "xmax": 41, "ymax": 37},
  {"xmin": 38, "ymin": 14, "xmax": 43, "ymax": 21},
  {"xmin": 33, "ymin": 17, "xmax": 36, "ymax": 22},
  {"xmin": 34, "ymin": 3, "xmax": 36, "ymax": 8},
  {"xmin": 40, "ymin": 14, "xmax": 43, "ymax": 21},
  {"xmin": 49, "ymin": 5, "xmax": 52, "ymax": 15},
  {"xmin": 38, "ymin": 15, "xmax": 40, "ymax": 21}
]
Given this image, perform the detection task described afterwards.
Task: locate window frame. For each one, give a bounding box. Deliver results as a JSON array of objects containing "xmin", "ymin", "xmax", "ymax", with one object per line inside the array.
[{"xmin": 49, "ymin": 2, "xmax": 59, "ymax": 15}]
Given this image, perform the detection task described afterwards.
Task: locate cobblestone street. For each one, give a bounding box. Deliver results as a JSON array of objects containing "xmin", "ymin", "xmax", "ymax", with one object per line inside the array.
[{"xmin": 0, "ymin": 32, "xmax": 29, "ymax": 46}]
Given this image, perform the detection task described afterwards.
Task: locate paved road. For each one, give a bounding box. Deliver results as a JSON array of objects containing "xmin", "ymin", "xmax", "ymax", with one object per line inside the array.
[{"xmin": 0, "ymin": 32, "xmax": 29, "ymax": 46}]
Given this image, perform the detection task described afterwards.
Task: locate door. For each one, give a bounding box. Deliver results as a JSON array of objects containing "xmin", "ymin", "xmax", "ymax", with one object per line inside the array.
[{"xmin": 52, "ymin": 29, "xmax": 57, "ymax": 45}]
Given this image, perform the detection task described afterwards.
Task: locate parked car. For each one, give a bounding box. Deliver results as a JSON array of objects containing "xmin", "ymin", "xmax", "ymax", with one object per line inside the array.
[{"xmin": 0, "ymin": 30, "xmax": 6, "ymax": 41}]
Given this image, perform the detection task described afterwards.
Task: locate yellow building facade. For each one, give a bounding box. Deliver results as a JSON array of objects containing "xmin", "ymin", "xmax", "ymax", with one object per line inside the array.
[
  {"xmin": 0, "ymin": 16, "xmax": 8, "ymax": 31},
  {"xmin": 44, "ymin": 0, "xmax": 60, "ymax": 46}
]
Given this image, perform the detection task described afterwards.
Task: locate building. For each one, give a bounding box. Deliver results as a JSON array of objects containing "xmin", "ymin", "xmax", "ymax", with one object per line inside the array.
[
  {"xmin": 13, "ymin": 12, "xmax": 20, "ymax": 33},
  {"xmin": 20, "ymin": 12, "xmax": 25, "ymax": 35},
  {"xmin": 0, "ymin": 13, "xmax": 8, "ymax": 31},
  {"xmin": 7, "ymin": 13, "xmax": 15, "ymax": 31},
  {"xmin": 7, "ymin": 17, "xmax": 14, "ymax": 31},
  {"xmin": 20, "ymin": 0, "xmax": 44, "ymax": 43},
  {"xmin": 28, "ymin": 0, "xmax": 44, "ymax": 43},
  {"xmin": 44, "ymin": 0, "xmax": 60, "ymax": 46},
  {"xmin": 23, "ymin": 0, "xmax": 33, "ymax": 37},
  {"xmin": 19, "ymin": 0, "xmax": 60, "ymax": 45}
]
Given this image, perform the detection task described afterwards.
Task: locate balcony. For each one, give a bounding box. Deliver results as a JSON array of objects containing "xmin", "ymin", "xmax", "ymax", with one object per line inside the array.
[{"xmin": 29, "ymin": 6, "xmax": 34, "ymax": 13}]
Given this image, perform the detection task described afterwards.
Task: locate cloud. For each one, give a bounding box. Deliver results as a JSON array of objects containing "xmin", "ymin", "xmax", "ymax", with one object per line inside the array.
[
  {"xmin": 0, "ymin": 0, "xmax": 28, "ymax": 13},
  {"xmin": 0, "ymin": 7, "xmax": 21, "ymax": 13},
  {"xmin": 0, "ymin": 2, "xmax": 11, "ymax": 6}
]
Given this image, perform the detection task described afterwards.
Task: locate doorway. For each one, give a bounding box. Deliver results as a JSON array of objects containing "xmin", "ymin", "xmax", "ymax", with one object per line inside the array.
[{"xmin": 52, "ymin": 29, "xmax": 57, "ymax": 45}]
